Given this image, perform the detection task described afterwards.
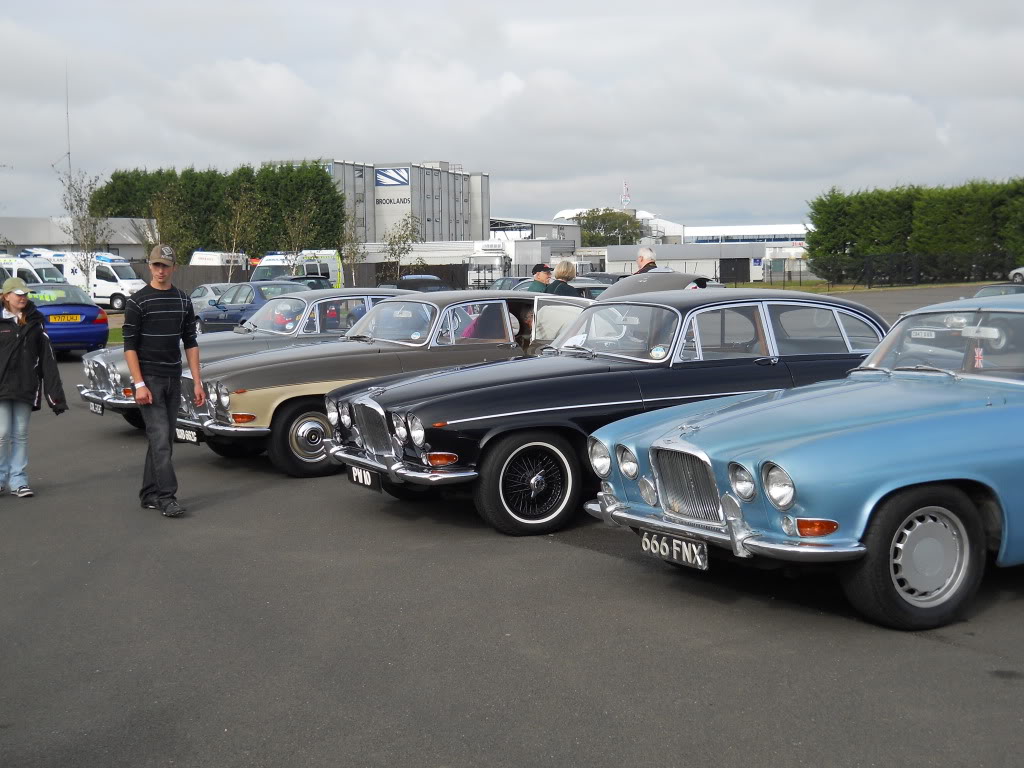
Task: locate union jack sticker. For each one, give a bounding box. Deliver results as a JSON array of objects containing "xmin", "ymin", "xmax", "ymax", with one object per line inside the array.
[{"xmin": 375, "ymin": 168, "xmax": 410, "ymax": 186}]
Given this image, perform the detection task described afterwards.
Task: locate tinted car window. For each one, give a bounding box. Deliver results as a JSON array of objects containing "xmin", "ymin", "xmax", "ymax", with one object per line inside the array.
[
  {"xmin": 768, "ymin": 304, "xmax": 849, "ymax": 355},
  {"xmin": 692, "ymin": 305, "xmax": 767, "ymax": 360}
]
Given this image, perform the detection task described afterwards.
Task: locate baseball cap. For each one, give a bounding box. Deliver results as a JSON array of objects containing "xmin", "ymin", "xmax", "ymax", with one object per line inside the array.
[
  {"xmin": 531, "ymin": 263, "xmax": 552, "ymax": 275},
  {"xmin": 149, "ymin": 244, "xmax": 176, "ymax": 266},
  {"xmin": 2, "ymin": 277, "xmax": 29, "ymax": 295}
]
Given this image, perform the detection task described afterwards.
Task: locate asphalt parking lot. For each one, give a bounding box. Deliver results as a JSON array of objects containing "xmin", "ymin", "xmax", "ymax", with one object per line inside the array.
[{"xmin": 3, "ymin": 284, "xmax": 1021, "ymax": 768}]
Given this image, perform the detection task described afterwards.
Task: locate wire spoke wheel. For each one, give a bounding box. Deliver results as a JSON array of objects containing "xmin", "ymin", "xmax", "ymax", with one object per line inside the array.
[
  {"xmin": 889, "ymin": 506, "xmax": 969, "ymax": 608},
  {"xmin": 499, "ymin": 445, "xmax": 567, "ymax": 522}
]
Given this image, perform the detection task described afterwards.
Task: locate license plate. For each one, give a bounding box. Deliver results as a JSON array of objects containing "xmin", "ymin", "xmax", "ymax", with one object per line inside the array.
[
  {"xmin": 50, "ymin": 314, "xmax": 82, "ymax": 323},
  {"xmin": 89, "ymin": 401, "xmax": 104, "ymax": 415},
  {"xmin": 640, "ymin": 530, "xmax": 709, "ymax": 571},
  {"xmin": 175, "ymin": 427, "xmax": 202, "ymax": 445},
  {"xmin": 348, "ymin": 465, "xmax": 382, "ymax": 492}
]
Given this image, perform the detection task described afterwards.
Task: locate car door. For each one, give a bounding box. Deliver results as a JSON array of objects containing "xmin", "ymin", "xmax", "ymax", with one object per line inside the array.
[
  {"xmin": 526, "ymin": 296, "xmax": 590, "ymax": 355},
  {"xmin": 764, "ymin": 302, "xmax": 885, "ymax": 387},
  {"xmin": 638, "ymin": 302, "xmax": 795, "ymax": 411},
  {"xmin": 420, "ymin": 300, "xmax": 523, "ymax": 368},
  {"xmin": 223, "ymin": 284, "xmax": 254, "ymax": 328},
  {"xmin": 206, "ymin": 284, "xmax": 240, "ymax": 330}
]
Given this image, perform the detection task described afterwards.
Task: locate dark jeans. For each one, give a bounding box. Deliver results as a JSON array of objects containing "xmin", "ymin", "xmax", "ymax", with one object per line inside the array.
[{"xmin": 138, "ymin": 375, "xmax": 180, "ymax": 505}]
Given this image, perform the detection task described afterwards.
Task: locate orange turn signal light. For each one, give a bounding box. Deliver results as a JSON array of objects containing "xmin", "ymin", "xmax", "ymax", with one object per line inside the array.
[
  {"xmin": 432, "ymin": 421, "xmax": 448, "ymax": 428},
  {"xmin": 122, "ymin": 387, "xmax": 134, "ymax": 397},
  {"xmin": 796, "ymin": 518, "xmax": 840, "ymax": 537},
  {"xmin": 426, "ymin": 452, "xmax": 458, "ymax": 467},
  {"xmin": 231, "ymin": 413, "xmax": 257, "ymax": 424}
]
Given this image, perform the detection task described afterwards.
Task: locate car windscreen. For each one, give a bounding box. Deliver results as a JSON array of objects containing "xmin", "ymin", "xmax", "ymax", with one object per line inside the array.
[
  {"xmin": 110, "ymin": 264, "xmax": 138, "ymax": 280},
  {"xmin": 29, "ymin": 285, "xmax": 94, "ymax": 305},
  {"xmin": 245, "ymin": 297, "xmax": 310, "ymax": 334},
  {"xmin": 863, "ymin": 310, "xmax": 1024, "ymax": 380},
  {"xmin": 257, "ymin": 283, "xmax": 309, "ymax": 300},
  {"xmin": 35, "ymin": 267, "xmax": 68, "ymax": 284},
  {"xmin": 553, "ymin": 303, "xmax": 678, "ymax": 361},
  {"xmin": 347, "ymin": 301, "xmax": 437, "ymax": 344},
  {"xmin": 251, "ymin": 265, "xmax": 290, "ymax": 281}
]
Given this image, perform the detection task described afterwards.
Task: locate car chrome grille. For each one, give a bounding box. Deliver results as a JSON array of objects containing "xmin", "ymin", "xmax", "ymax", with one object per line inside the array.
[
  {"xmin": 178, "ymin": 378, "xmax": 210, "ymax": 421},
  {"xmin": 353, "ymin": 402, "xmax": 393, "ymax": 458},
  {"xmin": 652, "ymin": 448, "xmax": 724, "ymax": 525}
]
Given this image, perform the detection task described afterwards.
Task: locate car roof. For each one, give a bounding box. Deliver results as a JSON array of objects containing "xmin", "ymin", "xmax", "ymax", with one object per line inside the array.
[
  {"xmin": 595, "ymin": 287, "xmax": 885, "ymax": 315},
  {"xmin": 904, "ymin": 293, "xmax": 1024, "ymax": 316},
  {"xmin": 298, "ymin": 287, "xmax": 413, "ymax": 300},
  {"xmin": 374, "ymin": 289, "xmax": 589, "ymax": 309}
]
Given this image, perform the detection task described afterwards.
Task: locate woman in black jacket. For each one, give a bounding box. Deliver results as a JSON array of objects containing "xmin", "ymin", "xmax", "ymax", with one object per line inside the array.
[
  {"xmin": 0, "ymin": 278, "xmax": 67, "ymax": 498},
  {"xmin": 544, "ymin": 261, "xmax": 578, "ymax": 296}
]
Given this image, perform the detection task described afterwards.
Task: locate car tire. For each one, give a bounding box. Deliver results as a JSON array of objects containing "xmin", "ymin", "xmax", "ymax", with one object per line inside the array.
[
  {"xmin": 1013, "ymin": 273, "xmax": 1024, "ymax": 283},
  {"xmin": 473, "ymin": 430, "xmax": 581, "ymax": 536},
  {"xmin": 122, "ymin": 410, "xmax": 146, "ymax": 430},
  {"xmin": 381, "ymin": 480, "xmax": 440, "ymax": 502},
  {"xmin": 267, "ymin": 399, "xmax": 340, "ymax": 477},
  {"xmin": 839, "ymin": 484, "xmax": 985, "ymax": 630},
  {"xmin": 206, "ymin": 437, "xmax": 267, "ymax": 459},
  {"xmin": 110, "ymin": 294, "xmax": 126, "ymax": 311}
]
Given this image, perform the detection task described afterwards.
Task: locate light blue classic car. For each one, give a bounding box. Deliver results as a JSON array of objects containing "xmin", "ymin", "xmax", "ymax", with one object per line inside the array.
[{"xmin": 586, "ymin": 294, "xmax": 1024, "ymax": 630}]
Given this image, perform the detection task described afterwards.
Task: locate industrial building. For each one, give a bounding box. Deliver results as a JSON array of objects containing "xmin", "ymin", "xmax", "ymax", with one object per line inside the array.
[{"xmin": 0, "ymin": 216, "xmax": 155, "ymax": 262}]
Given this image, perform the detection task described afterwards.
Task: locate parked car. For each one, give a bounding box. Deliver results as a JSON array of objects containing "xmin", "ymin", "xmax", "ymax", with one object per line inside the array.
[
  {"xmin": 28, "ymin": 283, "xmax": 108, "ymax": 353},
  {"xmin": 276, "ymin": 275, "xmax": 333, "ymax": 290},
  {"xmin": 512, "ymin": 277, "xmax": 607, "ymax": 299},
  {"xmin": 189, "ymin": 282, "xmax": 234, "ymax": 315},
  {"xmin": 1010, "ymin": 267, "xmax": 1024, "ymax": 283},
  {"xmin": 174, "ymin": 291, "xmax": 591, "ymax": 477},
  {"xmin": 378, "ymin": 275, "xmax": 456, "ymax": 292},
  {"xmin": 326, "ymin": 289, "xmax": 888, "ymax": 536},
  {"xmin": 973, "ymin": 283, "xmax": 1024, "ymax": 298},
  {"xmin": 78, "ymin": 289, "xmax": 409, "ymax": 430},
  {"xmin": 196, "ymin": 281, "xmax": 311, "ymax": 333},
  {"xmin": 584, "ymin": 293, "xmax": 1024, "ymax": 630},
  {"xmin": 586, "ymin": 272, "xmax": 630, "ymax": 284},
  {"xmin": 488, "ymin": 276, "xmax": 527, "ymax": 290}
]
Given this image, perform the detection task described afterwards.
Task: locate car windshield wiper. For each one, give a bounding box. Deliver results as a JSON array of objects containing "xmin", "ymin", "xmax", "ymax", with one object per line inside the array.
[
  {"xmin": 345, "ymin": 334, "xmax": 375, "ymax": 343},
  {"xmin": 850, "ymin": 366, "xmax": 892, "ymax": 377},
  {"xmin": 892, "ymin": 365, "xmax": 960, "ymax": 379},
  {"xmin": 560, "ymin": 343, "xmax": 596, "ymax": 359}
]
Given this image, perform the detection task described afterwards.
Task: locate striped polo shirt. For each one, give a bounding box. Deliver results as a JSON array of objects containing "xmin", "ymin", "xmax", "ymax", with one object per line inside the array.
[{"xmin": 122, "ymin": 284, "xmax": 198, "ymax": 379}]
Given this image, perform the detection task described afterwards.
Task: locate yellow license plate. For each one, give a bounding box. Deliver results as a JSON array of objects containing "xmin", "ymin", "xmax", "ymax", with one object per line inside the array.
[{"xmin": 50, "ymin": 314, "xmax": 82, "ymax": 322}]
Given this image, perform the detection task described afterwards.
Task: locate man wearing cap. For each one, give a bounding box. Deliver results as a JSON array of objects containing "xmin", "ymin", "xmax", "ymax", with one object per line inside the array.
[
  {"xmin": 123, "ymin": 245, "xmax": 205, "ymax": 518},
  {"xmin": 526, "ymin": 263, "xmax": 553, "ymax": 292}
]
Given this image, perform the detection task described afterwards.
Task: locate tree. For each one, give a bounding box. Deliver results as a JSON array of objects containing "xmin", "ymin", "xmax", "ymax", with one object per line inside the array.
[
  {"xmin": 216, "ymin": 180, "xmax": 265, "ymax": 281},
  {"xmin": 381, "ymin": 213, "xmax": 422, "ymax": 283},
  {"xmin": 338, "ymin": 215, "xmax": 366, "ymax": 287},
  {"xmin": 573, "ymin": 208, "xmax": 643, "ymax": 247},
  {"xmin": 805, "ymin": 187, "xmax": 855, "ymax": 283},
  {"xmin": 281, "ymin": 193, "xmax": 322, "ymax": 274},
  {"xmin": 58, "ymin": 169, "xmax": 113, "ymax": 291}
]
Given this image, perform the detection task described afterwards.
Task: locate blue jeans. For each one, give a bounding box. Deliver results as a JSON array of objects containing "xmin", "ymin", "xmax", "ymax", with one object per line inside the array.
[{"xmin": 0, "ymin": 399, "xmax": 32, "ymax": 490}]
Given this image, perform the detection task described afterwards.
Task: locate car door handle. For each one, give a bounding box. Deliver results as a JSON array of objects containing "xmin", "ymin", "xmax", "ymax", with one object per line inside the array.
[
  {"xmin": 754, "ymin": 357, "xmax": 780, "ymax": 366},
  {"xmin": 496, "ymin": 342, "xmax": 518, "ymax": 349}
]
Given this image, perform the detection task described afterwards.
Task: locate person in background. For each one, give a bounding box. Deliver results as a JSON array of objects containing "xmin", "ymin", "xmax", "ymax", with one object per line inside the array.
[
  {"xmin": 514, "ymin": 307, "xmax": 534, "ymax": 351},
  {"xmin": 635, "ymin": 246, "xmax": 658, "ymax": 274},
  {"xmin": 545, "ymin": 261, "xmax": 578, "ymax": 296},
  {"xmin": 123, "ymin": 245, "xmax": 205, "ymax": 518},
  {"xmin": 526, "ymin": 264, "xmax": 553, "ymax": 292},
  {"xmin": 0, "ymin": 277, "xmax": 67, "ymax": 498}
]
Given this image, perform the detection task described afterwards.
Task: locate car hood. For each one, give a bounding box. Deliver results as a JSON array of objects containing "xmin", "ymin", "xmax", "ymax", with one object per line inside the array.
[
  {"xmin": 603, "ymin": 374, "xmax": 1023, "ymax": 459},
  {"xmin": 200, "ymin": 338, "xmax": 399, "ymax": 383},
  {"xmin": 371, "ymin": 354, "xmax": 644, "ymax": 407}
]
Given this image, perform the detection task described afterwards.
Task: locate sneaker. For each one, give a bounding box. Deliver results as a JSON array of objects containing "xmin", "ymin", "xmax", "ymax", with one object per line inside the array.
[
  {"xmin": 13, "ymin": 486, "xmax": 33, "ymax": 498},
  {"xmin": 141, "ymin": 497, "xmax": 159, "ymax": 510},
  {"xmin": 160, "ymin": 500, "xmax": 186, "ymax": 518}
]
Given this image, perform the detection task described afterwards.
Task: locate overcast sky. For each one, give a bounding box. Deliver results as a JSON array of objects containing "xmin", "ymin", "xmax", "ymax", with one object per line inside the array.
[{"xmin": 2, "ymin": 0, "xmax": 1022, "ymax": 227}]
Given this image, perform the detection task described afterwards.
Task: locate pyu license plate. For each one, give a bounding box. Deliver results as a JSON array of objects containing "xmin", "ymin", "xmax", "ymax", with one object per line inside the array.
[
  {"xmin": 89, "ymin": 402, "xmax": 104, "ymax": 415},
  {"xmin": 175, "ymin": 427, "xmax": 202, "ymax": 445},
  {"xmin": 50, "ymin": 314, "xmax": 82, "ymax": 323},
  {"xmin": 349, "ymin": 465, "xmax": 382, "ymax": 492},
  {"xmin": 640, "ymin": 530, "xmax": 709, "ymax": 571}
]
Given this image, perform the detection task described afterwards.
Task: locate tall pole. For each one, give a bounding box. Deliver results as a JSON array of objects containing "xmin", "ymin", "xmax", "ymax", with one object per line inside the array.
[{"xmin": 65, "ymin": 60, "xmax": 72, "ymax": 173}]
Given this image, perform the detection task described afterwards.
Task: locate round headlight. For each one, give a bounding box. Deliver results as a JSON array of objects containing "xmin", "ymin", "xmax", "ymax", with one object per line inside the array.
[
  {"xmin": 728, "ymin": 463, "xmax": 756, "ymax": 501},
  {"xmin": 639, "ymin": 476, "xmax": 658, "ymax": 506},
  {"xmin": 327, "ymin": 401, "xmax": 339, "ymax": 426},
  {"xmin": 763, "ymin": 463, "xmax": 795, "ymax": 510},
  {"xmin": 408, "ymin": 413, "xmax": 425, "ymax": 447},
  {"xmin": 339, "ymin": 402, "xmax": 353, "ymax": 429},
  {"xmin": 588, "ymin": 438, "xmax": 611, "ymax": 477},
  {"xmin": 617, "ymin": 446, "xmax": 639, "ymax": 479},
  {"xmin": 392, "ymin": 413, "xmax": 408, "ymax": 443},
  {"xmin": 207, "ymin": 381, "xmax": 217, "ymax": 398},
  {"xmin": 217, "ymin": 384, "xmax": 230, "ymax": 409}
]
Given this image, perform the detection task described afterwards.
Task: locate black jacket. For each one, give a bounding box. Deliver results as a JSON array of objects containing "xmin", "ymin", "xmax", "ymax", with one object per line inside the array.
[
  {"xmin": 0, "ymin": 302, "xmax": 67, "ymax": 412},
  {"xmin": 544, "ymin": 280, "xmax": 578, "ymax": 297},
  {"xmin": 635, "ymin": 262, "xmax": 658, "ymax": 274}
]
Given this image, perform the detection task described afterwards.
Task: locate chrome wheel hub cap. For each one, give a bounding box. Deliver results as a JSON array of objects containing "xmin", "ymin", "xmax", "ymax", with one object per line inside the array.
[
  {"xmin": 529, "ymin": 472, "xmax": 546, "ymax": 498},
  {"xmin": 890, "ymin": 506, "xmax": 968, "ymax": 607},
  {"xmin": 291, "ymin": 416, "xmax": 327, "ymax": 462}
]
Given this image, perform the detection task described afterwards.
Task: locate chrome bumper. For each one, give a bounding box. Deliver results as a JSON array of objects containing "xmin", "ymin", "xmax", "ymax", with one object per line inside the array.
[
  {"xmin": 177, "ymin": 416, "xmax": 272, "ymax": 439},
  {"xmin": 329, "ymin": 444, "xmax": 478, "ymax": 486},
  {"xmin": 585, "ymin": 492, "xmax": 865, "ymax": 564},
  {"xmin": 77, "ymin": 385, "xmax": 136, "ymax": 412}
]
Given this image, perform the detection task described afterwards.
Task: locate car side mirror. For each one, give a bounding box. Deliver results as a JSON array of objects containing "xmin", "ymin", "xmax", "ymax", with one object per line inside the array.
[{"xmin": 208, "ymin": 299, "xmax": 218, "ymax": 306}]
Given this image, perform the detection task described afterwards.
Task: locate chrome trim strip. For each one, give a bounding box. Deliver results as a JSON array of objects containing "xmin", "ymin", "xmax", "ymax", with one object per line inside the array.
[
  {"xmin": 443, "ymin": 399, "xmax": 644, "ymax": 426},
  {"xmin": 76, "ymin": 385, "xmax": 136, "ymax": 408},
  {"xmin": 330, "ymin": 446, "xmax": 478, "ymax": 485},
  {"xmin": 178, "ymin": 416, "xmax": 272, "ymax": 438},
  {"xmin": 642, "ymin": 388, "xmax": 776, "ymax": 404}
]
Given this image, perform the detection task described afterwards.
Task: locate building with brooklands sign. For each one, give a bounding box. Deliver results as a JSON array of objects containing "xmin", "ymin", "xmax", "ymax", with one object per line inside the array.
[{"xmin": 268, "ymin": 159, "xmax": 490, "ymax": 244}]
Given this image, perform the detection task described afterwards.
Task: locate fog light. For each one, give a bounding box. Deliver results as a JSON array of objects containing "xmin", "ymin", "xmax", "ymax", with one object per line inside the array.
[
  {"xmin": 426, "ymin": 452, "xmax": 458, "ymax": 467},
  {"xmin": 781, "ymin": 515, "xmax": 797, "ymax": 536},
  {"xmin": 231, "ymin": 413, "xmax": 257, "ymax": 424},
  {"xmin": 639, "ymin": 476, "xmax": 658, "ymax": 507},
  {"xmin": 796, "ymin": 518, "xmax": 839, "ymax": 537}
]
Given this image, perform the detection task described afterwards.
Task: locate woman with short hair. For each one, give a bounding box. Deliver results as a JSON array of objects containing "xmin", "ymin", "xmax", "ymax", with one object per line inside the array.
[{"xmin": 545, "ymin": 261, "xmax": 578, "ymax": 296}]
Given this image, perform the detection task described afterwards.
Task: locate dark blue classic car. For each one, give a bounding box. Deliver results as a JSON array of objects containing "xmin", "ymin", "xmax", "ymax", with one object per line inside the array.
[
  {"xmin": 196, "ymin": 281, "xmax": 311, "ymax": 333},
  {"xmin": 326, "ymin": 289, "xmax": 888, "ymax": 536},
  {"xmin": 586, "ymin": 294, "xmax": 1024, "ymax": 630}
]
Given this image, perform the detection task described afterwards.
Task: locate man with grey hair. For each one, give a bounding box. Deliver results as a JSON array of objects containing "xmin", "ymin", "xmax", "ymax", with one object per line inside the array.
[{"xmin": 635, "ymin": 246, "xmax": 658, "ymax": 274}]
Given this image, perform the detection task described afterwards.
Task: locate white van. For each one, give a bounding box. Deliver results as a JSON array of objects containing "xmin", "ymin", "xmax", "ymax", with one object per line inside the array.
[
  {"xmin": 189, "ymin": 251, "xmax": 248, "ymax": 267},
  {"xmin": 54, "ymin": 252, "xmax": 147, "ymax": 310},
  {"xmin": 251, "ymin": 250, "xmax": 343, "ymax": 287},
  {"xmin": 2, "ymin": 251, "xmax": 67, "ymax": 284}
]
